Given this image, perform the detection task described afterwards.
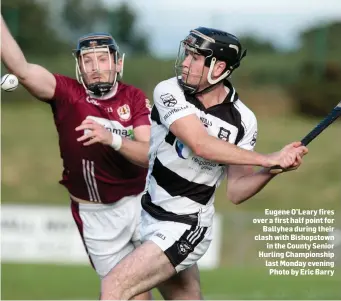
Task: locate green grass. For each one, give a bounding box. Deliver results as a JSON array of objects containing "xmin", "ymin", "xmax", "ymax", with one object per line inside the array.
[
  {"xmin": 2, "ymin": 99, "xmax": 340, "ymax": 211},
  {"xmin": 1, "ymin": 263, "xmax": 340, "ymax": 300}
]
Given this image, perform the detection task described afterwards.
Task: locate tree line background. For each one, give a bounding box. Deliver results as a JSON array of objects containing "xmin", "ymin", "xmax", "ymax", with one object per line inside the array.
[{"xmin": 2, "ymin": 0, "xmax": 341, "ymax": 117}]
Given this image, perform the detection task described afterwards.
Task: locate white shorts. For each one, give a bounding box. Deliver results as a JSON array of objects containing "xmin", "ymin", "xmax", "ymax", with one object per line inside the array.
[
  {"xmin": 140, "ymin": 209, "xmax": 213, "ymax": 273},
  {"xmin": 71, "ymin": 193, "xmax": 142, "ymax": 278}
]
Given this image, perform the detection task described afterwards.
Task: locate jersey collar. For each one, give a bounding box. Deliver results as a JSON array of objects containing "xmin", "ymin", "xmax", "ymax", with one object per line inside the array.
[{"xmin": 222, "ymin": 79, "xmax": 239, "ymax": 104}]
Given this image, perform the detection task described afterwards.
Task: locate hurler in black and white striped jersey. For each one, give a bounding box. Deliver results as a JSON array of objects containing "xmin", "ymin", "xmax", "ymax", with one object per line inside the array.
[
  {"xmin": 101, "ymin": 27, "xmax": 309, "ymax": 300},
  {"xmin": 145, "ymin": 76, "xmax": 257, "ymax": 227}
]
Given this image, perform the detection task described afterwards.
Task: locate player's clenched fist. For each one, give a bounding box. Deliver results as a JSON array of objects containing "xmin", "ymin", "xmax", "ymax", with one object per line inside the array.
[
  {"xmin": 286, "ymin": 142, "xmax": 308, "ymax": 171},
  {"xmin": 75, "ymin": 118, "xmax": 113, "ymax": 147}
]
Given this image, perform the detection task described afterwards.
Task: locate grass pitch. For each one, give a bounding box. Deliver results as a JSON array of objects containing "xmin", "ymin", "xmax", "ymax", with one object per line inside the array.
[{"xmin": 2, "ymin": 263, "xmax": 340, "ymax": 300}]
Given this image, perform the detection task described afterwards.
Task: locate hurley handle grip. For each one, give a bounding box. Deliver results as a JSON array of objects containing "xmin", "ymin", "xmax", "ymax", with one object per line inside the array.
[
  {"xmin": 269, "ymin": 165, "xmax": 285, "ymax": 174},
  {"xmin": 269, "ymin": 165, "xmax": 297, "ymax": 174}
]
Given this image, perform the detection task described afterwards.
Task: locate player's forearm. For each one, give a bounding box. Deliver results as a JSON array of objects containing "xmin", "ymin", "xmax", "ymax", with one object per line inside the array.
[
  {"xmin": 1, "ymin": 16, "xmax": 29, "ymax": 78},
  {"xmin": 195, "ymin": 135, "xmax": 270, "ymax": 167},
  {"xmin": 227, "ymin": 168, "xmax": 276, "ymax": 204},
  {"xmin": 118, "ymin": 138, "xmax": 149, "ymax": 168}
]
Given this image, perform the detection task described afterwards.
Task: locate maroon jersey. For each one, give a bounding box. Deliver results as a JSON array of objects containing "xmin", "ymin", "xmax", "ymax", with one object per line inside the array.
[{"xmin": 50, "ymin": 74, "xmax": 151, "ymax": 203}]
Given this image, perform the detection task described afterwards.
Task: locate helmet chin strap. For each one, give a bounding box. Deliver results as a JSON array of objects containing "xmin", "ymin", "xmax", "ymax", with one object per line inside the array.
[
  {"xmin": 77, "ymin": 70, "xmax": 116, "ymax": 97},
  {"xmin": 194, "ymin": 81, "xmax": 220, "ymax": 96},
  {"xmin": 87, "ymin": 81, "xmax": 114, "ymax": 96}
]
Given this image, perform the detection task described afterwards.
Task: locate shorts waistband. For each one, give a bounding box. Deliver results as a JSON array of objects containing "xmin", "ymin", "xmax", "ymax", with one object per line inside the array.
[
  {"xmin": 141, "ymin": 192, "xmax": 198, "ymax": 226},
  {"xmin": 70, "ymin": 194, "xmax": 101, "ymax": 204},
  {"xmin": 70, "ymin": 192, "xmax": 143, "ymax": 211}
]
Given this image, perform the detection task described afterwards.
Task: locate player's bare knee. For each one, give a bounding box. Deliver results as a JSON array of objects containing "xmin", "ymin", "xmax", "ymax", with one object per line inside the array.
[
  {"xmin": 101, "ymin": 286, "xmax": 132, "ymax": 301},
  {"xmin": 101, "ymin": 274, "xmax": 124, "ymax": 300}
]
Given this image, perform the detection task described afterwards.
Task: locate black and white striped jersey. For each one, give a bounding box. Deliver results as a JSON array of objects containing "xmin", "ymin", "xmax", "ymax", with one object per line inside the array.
[{"xmin": 144, "ymin": 77, "xmax": 257, "ymax": 226}]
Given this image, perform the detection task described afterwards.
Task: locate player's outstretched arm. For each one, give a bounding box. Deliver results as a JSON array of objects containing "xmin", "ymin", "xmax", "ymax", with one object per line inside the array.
[
  {"xmin": 169, "ymin": 115, "xmax": 305, "ymax": 168},
  {"xmin": 225, "ymin": 143, "xmax": 307, "ymax": 204},
  {"xmin": 1, "ymin": 15, "xmax": 56, "ymax": 101}
]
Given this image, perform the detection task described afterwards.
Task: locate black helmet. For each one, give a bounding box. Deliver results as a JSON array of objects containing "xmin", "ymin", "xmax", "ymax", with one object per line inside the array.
[{"xmin": 175, "ymin": 27, "xmax": 247, "ymax": 94}]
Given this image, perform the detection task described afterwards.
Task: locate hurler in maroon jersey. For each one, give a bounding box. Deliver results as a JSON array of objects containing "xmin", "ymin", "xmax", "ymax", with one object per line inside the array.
[{"xmin": 1, "ymin": 15, "xmax": 151, "ymax": 299}]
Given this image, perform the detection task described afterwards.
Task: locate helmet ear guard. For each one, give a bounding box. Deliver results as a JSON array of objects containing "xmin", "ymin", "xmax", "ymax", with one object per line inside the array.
[
  {"xmin": 73, "ymin": 32, "xmax": 125, "ymax": 96},
  {"xmin": 207, "ymin": 57, "xmax": 230, "ymax": 85},
  {"xmin": 206, "ymin": 48, "xmax": 247, "ymax": 84}
]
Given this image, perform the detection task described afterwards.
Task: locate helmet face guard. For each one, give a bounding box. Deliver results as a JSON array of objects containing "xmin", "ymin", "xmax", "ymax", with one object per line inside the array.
[
  {"xmin": 175, "ymin": 35, "xmax": 212, "ymax": 94},
  {"xmin": 73, "ymin": 33, "xmax": 125, "ymax": 96},
  {"xmin": 175, "ymin": 28, "xmax": 247, "ymax": 94}
]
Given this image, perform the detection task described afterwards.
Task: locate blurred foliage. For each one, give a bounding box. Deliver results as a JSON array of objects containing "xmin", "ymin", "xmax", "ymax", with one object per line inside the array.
[
  {"xmin": 106, "ymin": 3, "xmax": 150, "ymax": 55},
  {"xmin": 1, "ymin": 0, "xmax": 69, "ymax": 55},
  {"xmin": 239, "ymin": 35, "xmax": 277, "ymax": 54},
  {"xmin": 1, "ymin": 0, "xmax": 150, "ymax": 56},
  {"xmin": 290, "ymin": 61, "xmax": 341, "ymax": 117},
  {"xmin": 61, "ymin": 0, "xmax": 108, "ymax": 35},
  {"xmin": 60, "ymin": 0, "xmax": 150, "ymax": 54},
  {"xmin": 1, "ymin": 0, "xmax": 341, "ymax": 117},
  {"xmin": 300, "ymin": 21, "xmax": 341, "ymax": 57},
  {"xmin": 289, "ymin": 22, "xmax": 341, "ymax": 117}
]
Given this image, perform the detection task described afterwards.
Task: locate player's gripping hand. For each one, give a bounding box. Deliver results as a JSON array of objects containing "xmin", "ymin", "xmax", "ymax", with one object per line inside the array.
[
  {"xmin": 284, "ymin": 142, "xmax": 309, "ymax": 172},
  {"xmin": 266, "ymin": 142, "xmax": 308, "ymax": 172},
  {"xmin": 75, "ymin": 118, "xmax": 113, "ymax": 146}
]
